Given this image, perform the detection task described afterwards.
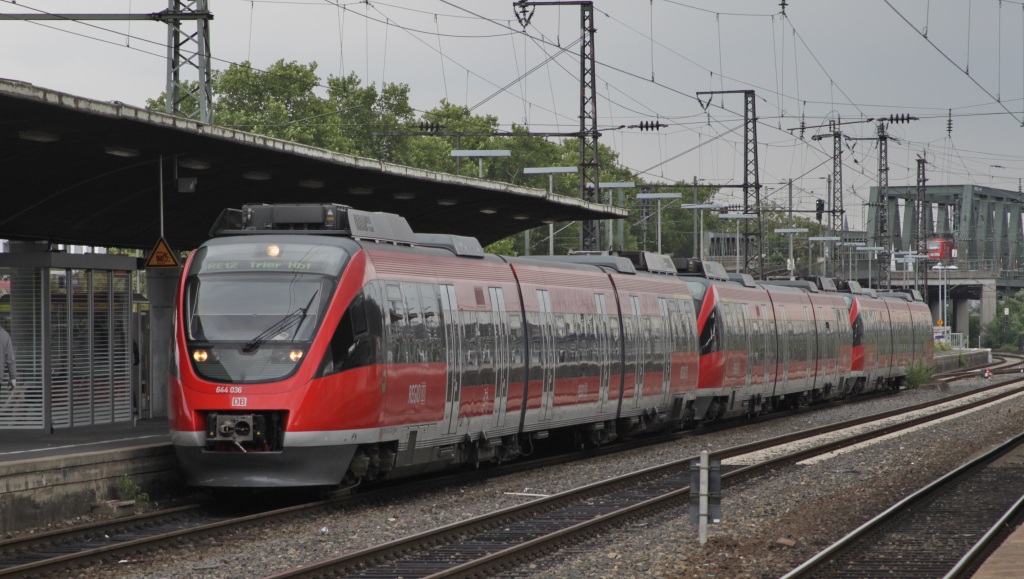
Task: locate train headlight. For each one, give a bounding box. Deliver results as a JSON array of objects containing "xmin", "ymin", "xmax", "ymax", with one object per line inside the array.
[
  {"xmin": 289, "ymin": 349, "xmax": 304, "ymax": 362},
  {"xmin": 192, "ymin": 349, "xmax": 209, "ymax": 363},
  {"xmin": 266, "ymin": 244, "xmax": 281, "ymax": 257}
]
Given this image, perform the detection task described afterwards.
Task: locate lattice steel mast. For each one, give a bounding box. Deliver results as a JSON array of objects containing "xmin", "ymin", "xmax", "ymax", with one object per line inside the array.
[
  {"xmin": 516, "ymin": 1, "xmax": 600, "ymax": 250},
  {"xmin": 166, "ymin": 0, "xmax": 213, "ymax": 124},
  {"xmin": 876, "ymin": 120, "xmax": 891, "ymax": 290},
  {"xmin": 811, "ymin": 119, "xmax": 845, "ymax": 275},
  {"xmin": 0, "ymin": 2, "xmax": 213, "ymax": 123},
  {"xmin": 917, "ymin": 153, "xmax": 928, "ymax": 296},
  {"xmin": 696, "ymin": 90, "xmax": 762, "ymax": 277}
]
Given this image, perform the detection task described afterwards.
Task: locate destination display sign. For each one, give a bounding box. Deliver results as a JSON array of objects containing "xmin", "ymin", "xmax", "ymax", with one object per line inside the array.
[
  {"xmin": 199, "ymin": 260, "xmax": 331, "ymax": 274},
  {"xmin": 194, "ymin": 242, "xmax": 348, "ymax": 276}
]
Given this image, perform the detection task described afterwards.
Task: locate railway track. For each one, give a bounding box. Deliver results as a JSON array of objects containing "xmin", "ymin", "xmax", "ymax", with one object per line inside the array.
[
  {"xmin": 780, "ymin": 431, "xmax": 1024, "ymax": 579},
  {"xmin": 1, "ymin": 357, "xmax": 1011, "ymax": 578},
  {"xmin": 939, "ymin": 352, "xmax": 1023, "ymax": 382},
  {"xmin": 268, "ymin": 377, "xmax": 1024, "ymax": 579}
]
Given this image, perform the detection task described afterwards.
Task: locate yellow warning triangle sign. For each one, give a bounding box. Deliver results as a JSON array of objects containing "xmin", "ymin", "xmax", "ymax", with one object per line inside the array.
[{"xmin": 145, "ymin": 237, "xmax": 181, "ymax": 268}]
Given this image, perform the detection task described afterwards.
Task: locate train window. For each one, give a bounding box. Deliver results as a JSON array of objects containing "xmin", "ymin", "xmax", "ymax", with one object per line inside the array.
[
  {"xmin": 509, "ymin": 312, "xmax": 524, "ymax": 365},
  {"xmin": 385, "ymin": 283, "xmax": 407, "ymax": 364},
  {"xmin": 478, "ymin": 310, "xmax": 495, "ymax": 386},
  {"xmin": 699, "ymin": 306, "xmax": 721, "ymax": 356},
  {"xmin": 528, "ymin": 312, "xmax": 543, "ymax": 365},
  {"xmin": 318, "ymin": 289, "xmax": 377, "ymax": 376},
  {"xmin": 386, "ymin": 284, "xmax": 405, "ymax": 325},
  {"xmin": 419, "ymin": 284, "xmax": 443, "ymax": 363},
  {"xmin": 404, "ymin": 283, "xmax": 422, "ymax": 328},
  {"xmin": 403, "ymin": 283, "xmax": 427, "ymax": 363},
  {"xmin": 463, "ymin": 313, "xmax": 480, "ymax": 386}
]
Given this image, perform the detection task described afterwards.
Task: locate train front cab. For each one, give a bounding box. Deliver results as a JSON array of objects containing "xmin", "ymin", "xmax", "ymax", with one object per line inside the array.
[
  {"xmin": 170, "ymin": 234, "xmax": 367, "ymax": 488},
  {"xmin": 839, "ymin": 282, "xmax": 896, "ymax": 393},
  {"xmin": 686, "ymin": 264, "xmax": 779, "ymax": 422}
]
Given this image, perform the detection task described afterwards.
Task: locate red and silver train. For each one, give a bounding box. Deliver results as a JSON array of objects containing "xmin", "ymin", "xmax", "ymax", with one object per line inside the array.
[{"xmin": 168, "ymin": 204, "xmax": 933, "ymax": 487}]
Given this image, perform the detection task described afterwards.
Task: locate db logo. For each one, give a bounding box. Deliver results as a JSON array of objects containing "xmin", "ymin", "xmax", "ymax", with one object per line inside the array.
[{"xmin": 231, "ymin": 397, "xmax": 248, "ymax": 407}]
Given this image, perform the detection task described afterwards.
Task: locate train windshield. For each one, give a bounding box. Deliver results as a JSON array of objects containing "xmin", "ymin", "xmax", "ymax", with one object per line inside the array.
[
  {"xmin": 182, "ymin": 241, "xmax": 348, "ymax": 383},
  {"xmin": 186, "ymin": 277, "xmax": 330, "ymax": 343}
]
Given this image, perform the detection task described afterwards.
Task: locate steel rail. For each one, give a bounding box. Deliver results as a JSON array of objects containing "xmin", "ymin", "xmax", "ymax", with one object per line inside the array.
[
  {"xmin": 780, "ymin": 431, "xmax": 1024, "ymax": 579},
  {"xmin": 270, "ymin": 378, "xmax": 1024, "ymax": 578}
]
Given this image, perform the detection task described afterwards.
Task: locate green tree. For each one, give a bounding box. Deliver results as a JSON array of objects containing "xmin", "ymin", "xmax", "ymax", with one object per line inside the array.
[
  {"xmin": 983, "ymin": 289, "xmax": 1024, "ymax": 350},
  {"xmin": 406, "ymin": 100, "xmax": 502, "ymax": 174},
  {"xmin": 146, "ymin": 81, "xmax": 201, "ymax": 119},
  {"xmin": 148, "ymin": 61, "xmax": 415, "ymax": 160},
  {"xmin": 147, "ymin": 61, "xmax": 673, "ymax": 257},
  {"xmin": 325, "ymin": 72, "xmax": 415, "ymax": 162}
]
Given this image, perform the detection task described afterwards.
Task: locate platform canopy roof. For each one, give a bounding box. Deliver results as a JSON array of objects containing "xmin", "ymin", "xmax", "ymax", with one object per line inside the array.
[{"xmin": 0, "ymin": 78, "xmax": 624, "ymax": 252}]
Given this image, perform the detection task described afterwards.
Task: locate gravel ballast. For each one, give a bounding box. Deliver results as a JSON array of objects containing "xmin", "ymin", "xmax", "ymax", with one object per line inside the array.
[{"xmin": 70, "ymin": 376, "xmax": 1024, "ymax": 579}]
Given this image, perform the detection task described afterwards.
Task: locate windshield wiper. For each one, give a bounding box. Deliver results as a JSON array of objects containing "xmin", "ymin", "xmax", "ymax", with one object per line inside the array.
[{"xmin": 242, "ymin": 291, "xmax": 318, "ymax": 353}]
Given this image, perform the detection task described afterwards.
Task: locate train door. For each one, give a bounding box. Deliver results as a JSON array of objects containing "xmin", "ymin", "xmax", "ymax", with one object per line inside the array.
[
  {"xmin": 815, "ymin": 306, "xmax": 828, "ymax": 389},
  {"xmin": 778, "ymin": 305, "xmax": 790, "ymax": 391},
  {"xmin": 744, "ymin": 303, "xmax": 768, "ymax": 398},
  {"xmin": 488, "ymin": 288, "xmax": 509, "ymax": 427},
  {"xmin": 536, "ymin": 289, "xmax": 555, "ymax": 421},
  {"xmin": 761, "ymin": 304, "xmax": 776, "ymax": 396},
  {"xmin": 594, "ymin": 293, "xmax": 610, "ymax": 414},
  {"xmin": 831, "ymin": 307, "xmax": 839, "ymax": 383},
  {"xmin": 631, "ymin": 296, "xmax": 646, "ymax": 409},
  {"xmin": 440, "ymin": 285, "xmax": 463, "ymax": 436},
  {"xmin": 658, "ymin": 298, "xmax": 673, "ymax": 405},
  {"xmin": 618, "ymin": 297, "xmax": 638, "ymax": 416},
  {"xmin": 803, "ymin": 306, "xmax": 813, "ymax": 390},
  {"xmin": 742, "ymin": 304, "xmax": 752, "ymax": 390}
]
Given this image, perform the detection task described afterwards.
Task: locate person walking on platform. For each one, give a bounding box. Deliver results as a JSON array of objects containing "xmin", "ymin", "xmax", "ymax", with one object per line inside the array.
[{"xmin": 0, "ymin": 325, "xmax": 16, "ymax": 390}]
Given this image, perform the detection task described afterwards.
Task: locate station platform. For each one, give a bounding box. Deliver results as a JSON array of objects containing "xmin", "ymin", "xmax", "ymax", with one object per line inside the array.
[
  {"xmin": 0, "ymin": 418, "xmax": 179, "ymax": 535},
  {"xmin": 0, "ymin": 418, "xmax": 170, "ymax": 464}
]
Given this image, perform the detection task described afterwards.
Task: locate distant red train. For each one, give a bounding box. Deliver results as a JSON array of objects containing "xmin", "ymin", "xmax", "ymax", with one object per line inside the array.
[
  {"xmin": 168, "ymin": 204, "xmax": 933, "ymax": 488},
  {"xmin": 927, "ymin": 236, "xmax": 956, "ymax": 261}
]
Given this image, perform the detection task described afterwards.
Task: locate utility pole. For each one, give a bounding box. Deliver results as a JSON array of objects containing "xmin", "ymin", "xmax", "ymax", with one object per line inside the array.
[
  {"xmin": 844, "ymin": 114, "xmax": 916, "ymax": 289},
  {"xmin": 697, "ymin": 90, "xmax": 761, "ymax": 277},
  {"xmin": 692, "ymin": 176, "xmax": 699, "ymax": 259},
  {"xmin": 917, "ymin": 154, "xmax": 928, "ymax": 300},
  {"xmin": 516, "ymin": 1, "xmax": 600, "ymax": 251},
  {"xmin": 788, "ymin": 179, "xmax": 794, "ymax": 279},
  {"xmin": 1, "ymin": 2, "xmax": 214, "ymax": 123},
  {"xmin": 811, "ymin": 118, "xmax": 845, "ymax": 276},
  {"xmin": 640, "ymin": 187, "xmax": 650, "ymax": 251},
  {"xmin": 876, "ymin": 120, "xmax": 891, "ymax": 290},
  {"xmin": 823, "ymin": 173, "xmax": 831, "ymax": 276}
]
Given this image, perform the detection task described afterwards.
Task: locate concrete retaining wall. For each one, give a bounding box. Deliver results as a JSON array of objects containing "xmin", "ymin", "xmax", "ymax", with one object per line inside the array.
[
  {"xmin": 0, "ymin": 443, "xmax": 180, "ymax": 535},
  {"xmin": 932, "ymin": 349, "xmax": 992, "ymax": 373}
]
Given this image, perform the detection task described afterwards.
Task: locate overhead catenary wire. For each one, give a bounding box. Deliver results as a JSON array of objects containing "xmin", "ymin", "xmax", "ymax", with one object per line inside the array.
[
  {"xmin": 883, "ymin": 0, "xmax": 1024, "ymax": 126},
  {"xmin": 7, "ymin": 0, "xmax": 1024, "ymax": 205}
]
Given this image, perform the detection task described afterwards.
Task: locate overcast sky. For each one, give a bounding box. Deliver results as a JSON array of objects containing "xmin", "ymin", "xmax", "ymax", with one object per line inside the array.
[{"xmin": 4, "ymin": 0, "xmax": 1024, "ymax": 229}]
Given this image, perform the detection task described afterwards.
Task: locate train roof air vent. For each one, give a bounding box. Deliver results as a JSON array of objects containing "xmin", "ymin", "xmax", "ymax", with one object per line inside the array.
[
  {"xmin": 616, "ymin": 250, "xmax": 677, "ymax": 274},
  {"xmin": 803, "ymin": 275, "xmax": 838, "ymax": 292},
  {"xmin": 728, "ymin": 273, "xmax": 757, "ymax": 288},
  {"xmin": 700, "ymin": 260, "xmax": 730, "ymax": 281},
  {"xmin": 413, "ymin": 233, "xmax": 485, "ymax": 257},
  {"xmin": 674, "ymin": 258, "xmax": 729, "ymax": 280}
]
